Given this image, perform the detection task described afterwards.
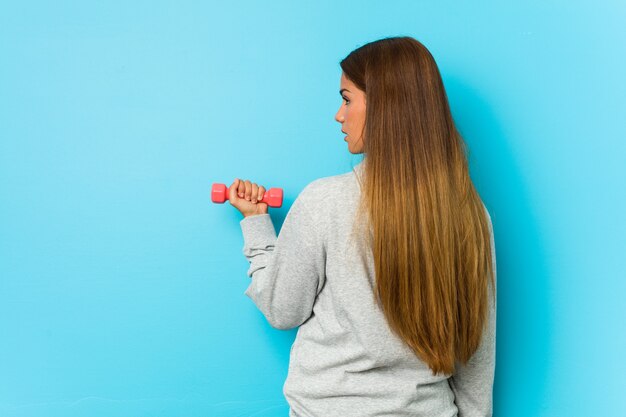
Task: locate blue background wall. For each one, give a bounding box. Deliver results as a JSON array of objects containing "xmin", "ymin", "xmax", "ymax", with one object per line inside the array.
[{"xmin": 1, "ymin": 1, "xmax": 624, "ymax": 416}]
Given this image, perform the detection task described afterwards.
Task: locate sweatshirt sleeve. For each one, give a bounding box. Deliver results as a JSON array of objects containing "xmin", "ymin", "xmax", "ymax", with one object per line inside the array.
[
  {"xmin": 239, "ymin": 191, "xmax": 326, "ymax": 330},
  {"xmin": 448, "ymin": 207, "xmax": 497, "ymax": 417}
]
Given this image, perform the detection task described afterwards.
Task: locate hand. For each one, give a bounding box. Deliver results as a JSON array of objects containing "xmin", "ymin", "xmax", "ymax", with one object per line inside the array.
[{"xmin": 228, "ymin": 178, "xmax": 269, "ymax": 218}]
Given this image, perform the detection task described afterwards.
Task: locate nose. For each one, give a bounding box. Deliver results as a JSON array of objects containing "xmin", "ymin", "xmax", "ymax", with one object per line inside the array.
[{"xmin": 334, "ymin": 106, "xmax": 344, "ymax": 124}]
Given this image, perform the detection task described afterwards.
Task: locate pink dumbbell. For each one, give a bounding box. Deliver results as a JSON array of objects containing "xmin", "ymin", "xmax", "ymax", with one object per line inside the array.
[{"xmin": 211, "ymin": 183, "xmax": 283, "ymax": 208}]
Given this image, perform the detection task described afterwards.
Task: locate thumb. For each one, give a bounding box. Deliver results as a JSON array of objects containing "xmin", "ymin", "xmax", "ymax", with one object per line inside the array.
[{"xmin": 228, "ymin": 179, "xmax": 241, "ymax": 204}]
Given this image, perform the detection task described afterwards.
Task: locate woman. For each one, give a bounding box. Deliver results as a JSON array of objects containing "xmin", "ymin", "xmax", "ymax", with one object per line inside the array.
[{"xmin": 229, "ymin": 36, "xmax": 496, "ymax": 417}]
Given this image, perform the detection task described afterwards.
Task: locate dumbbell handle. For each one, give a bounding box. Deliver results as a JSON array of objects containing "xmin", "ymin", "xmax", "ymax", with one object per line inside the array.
[{"xmin": 211, "ymin": 183, "xmax": 283, "ymax": 208}]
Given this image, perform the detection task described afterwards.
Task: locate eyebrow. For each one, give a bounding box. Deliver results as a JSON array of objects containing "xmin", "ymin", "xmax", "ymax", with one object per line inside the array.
[{"xmin": 339, "ymin": 88, "xmax": 351, "ymax": 95}]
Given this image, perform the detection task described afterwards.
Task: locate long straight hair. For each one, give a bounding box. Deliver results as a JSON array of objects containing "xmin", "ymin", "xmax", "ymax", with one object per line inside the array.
[{"xmin": 341, "ymin": 36, "xmax": 495, "ymax": 376}]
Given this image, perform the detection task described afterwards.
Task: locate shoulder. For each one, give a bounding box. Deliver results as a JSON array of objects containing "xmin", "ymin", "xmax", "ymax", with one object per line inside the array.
[
  {"xmin": 297, "ymin": 168, "xmax": 358, "ymax": 205},
  {"xmin": 481, "ymin": 201, "xmax": 494, "ymax": 231}
]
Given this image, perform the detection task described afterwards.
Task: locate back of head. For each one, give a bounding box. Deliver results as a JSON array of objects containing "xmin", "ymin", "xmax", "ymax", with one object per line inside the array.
[{"xmin": 342, "ymin": 36, "xmax": 495, "ymax": 376}]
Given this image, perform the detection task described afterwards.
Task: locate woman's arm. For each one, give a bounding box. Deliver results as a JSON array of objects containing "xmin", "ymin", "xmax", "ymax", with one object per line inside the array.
[
  {"xmin": 448, "ymin": 208, "xmax": 497, "ymax": 417},
  {"xmin": 239, "ymin": 187, "xmax": 326, "ymax": 330}
]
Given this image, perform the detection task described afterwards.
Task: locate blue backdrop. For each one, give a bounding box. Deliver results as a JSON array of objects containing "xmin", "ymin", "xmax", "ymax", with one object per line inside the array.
[{"xmin": 1, "ymin": 1, "xmax": 624, "ymax": 416}]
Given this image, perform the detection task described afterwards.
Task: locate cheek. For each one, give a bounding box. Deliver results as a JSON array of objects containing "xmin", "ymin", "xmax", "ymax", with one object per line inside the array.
[
  {"xmin": 358, "ymin": 108, "xmax": 366, "ymax": 125},
  {"xmin": 345, "ymin": 108, "xmax": 353, "ymax": 124}
]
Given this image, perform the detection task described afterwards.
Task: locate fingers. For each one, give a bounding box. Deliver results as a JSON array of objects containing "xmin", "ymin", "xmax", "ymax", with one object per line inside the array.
[
  {"xmin": 237, "ymin": 179, "xmax": 265, "ymax": 203},
  {"xmin": 244, "ymin": 180, "xmax": 252, "ymax": 201},
  {"xmin": 237, "ymin": 179, "xmax": 246, "ymax": 199},
  {"xmin": 228, "ymin": 179, "xmax": 240, "ymax": 201}
]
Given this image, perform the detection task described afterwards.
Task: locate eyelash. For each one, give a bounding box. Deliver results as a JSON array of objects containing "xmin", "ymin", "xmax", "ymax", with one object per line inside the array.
[{"xmin": 342, "ymin": 97, "xmax": 350, "ymax": 105}]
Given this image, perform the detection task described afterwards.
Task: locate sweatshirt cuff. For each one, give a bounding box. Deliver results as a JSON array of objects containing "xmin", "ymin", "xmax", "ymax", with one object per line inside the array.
[{"xmin": 240, "ymin": 213, "xmax": 277, "ymax": 247}]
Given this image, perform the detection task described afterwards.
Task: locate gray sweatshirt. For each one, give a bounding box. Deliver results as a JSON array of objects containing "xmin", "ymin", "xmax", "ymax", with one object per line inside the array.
[{"xmin": 239, "ymin": 161, "xmax": 496, "ymax": 417}]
